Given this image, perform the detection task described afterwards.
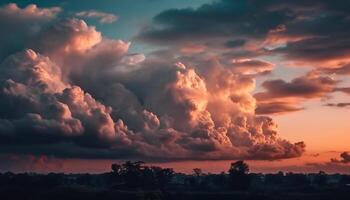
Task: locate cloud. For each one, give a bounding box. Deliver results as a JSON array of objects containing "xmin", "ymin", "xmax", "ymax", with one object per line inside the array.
[
  {"xmin": 76, "ymin": 10, "xmax": 118, "ymax": 24},
  {"xmin": 0, "ymin": 4, "xmax": 305, "ymax": 161},
  {"xmin": 334, "ymin": 87, "xmax": 350, "ymax": 95},
  {"xmin": 253, "ymin": 71, "xmax": 338, "ymax": 113},
  {"xmin": 230, "ymin": 59, "xmax": 274, "ymax": 75},
  {"xmin": 256, "ymin": 102, "xmax": 304, "ymax": 115},
  {"xmin": 136, "ymin": 0, "xmax": 349, "ymax": 116},
  {"xmin": 255, "ymin": 72, "xmax": 337, "ymax": 101},
  {"xmin": 0, "ymin": 3, "xmax": 61, "ymax": 18},
  {"xmin": 319, "ymin": 64, "xmax": 350, "ymax": 76},
  {"xmin": 137, "ymin": 0, "xmax": 293, "ymax": 45},
  {"xmin": 0, "ymin": 48, "xmax": 304, "ymax": 160},
  {"xmin": 34, "ymin": 18, "xmax": 102, "ymax": 56},
  {"xmin": 0, "ymin": 49, "xmax": 132, "ymax": 149},
  {"xmin": 138, "ymin": 0, "xmax": 350, "ymax": 70},
  {"xmin": 324, "ymin": 103, "xmax": 350, "ymax": 108},
  {"xmin": 331, "ymin": 152, "xmax": 350, "ymax": 163},
  {"xmin": 0, "ymin": 3, "xmax": 61, "ymax": 60},
  {"xmin": 253, "ymin": 70, "xmax": 341, "ymax": 114}
]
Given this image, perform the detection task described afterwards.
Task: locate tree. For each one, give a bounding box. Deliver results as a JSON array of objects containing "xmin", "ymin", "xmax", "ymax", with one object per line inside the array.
[
  {"xmin": 193, "ymin": 168, "xmax": 203, "ymax": 177},
  {"xmin": 229, "ymin": 161, "xmax": 249, "ymax": 175},
  {"xmin": 110, "ymin": 161, "xmax": 174, "ymax": 189},
  {"xmin": 111, "ymin": 163, "xmax": 122, "ymax": 175},
  {"xmin": 314, "ymin": 171, "xmax": 327, "ymax": 186},
  {"xmin": 228, "ymin": 160, "xmax": 251, "ymax": 190},
  {"xmin": 151, "ymin": 166, "xmax": 174, "ymax": 189}
]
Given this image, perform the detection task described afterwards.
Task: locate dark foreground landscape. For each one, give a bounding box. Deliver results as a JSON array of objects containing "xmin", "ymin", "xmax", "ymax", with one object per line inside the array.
[{"xmin": 1, "ymin": 161, "xmax": 350, "ymax": 200}]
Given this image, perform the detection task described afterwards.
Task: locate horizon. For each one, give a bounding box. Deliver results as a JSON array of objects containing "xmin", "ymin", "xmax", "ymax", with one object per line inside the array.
[{"xmin": 0, "ymin": 0, "xmax": 349, "ymax": 175}]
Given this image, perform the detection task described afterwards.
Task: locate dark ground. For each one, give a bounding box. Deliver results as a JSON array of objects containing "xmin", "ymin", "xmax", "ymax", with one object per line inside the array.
[{"xmin": 1, "ymin": 161, "xmax": 350, "ymax": 200}]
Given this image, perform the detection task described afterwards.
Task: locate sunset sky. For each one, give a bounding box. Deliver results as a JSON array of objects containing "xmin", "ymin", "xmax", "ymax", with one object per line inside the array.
[{"xmin": 0, "ymin": 0, "xmax": 349, "ymax": 174}]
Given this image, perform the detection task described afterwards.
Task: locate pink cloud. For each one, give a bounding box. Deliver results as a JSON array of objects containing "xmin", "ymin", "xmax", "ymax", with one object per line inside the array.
[{"xmin": 0, "ymin": 5, "xmax": 305, "ymax": 161}]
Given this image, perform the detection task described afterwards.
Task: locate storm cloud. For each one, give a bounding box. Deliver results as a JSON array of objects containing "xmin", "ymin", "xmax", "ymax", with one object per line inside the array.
[{"xmin": 0, "ymin": 3, "xmax": 305, "ymax": 161}]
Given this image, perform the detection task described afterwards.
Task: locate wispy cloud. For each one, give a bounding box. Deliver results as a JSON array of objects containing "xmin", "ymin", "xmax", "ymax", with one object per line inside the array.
[{"xmin": 76, "ymin": 10, "xmax": 118, "ymax": 23}]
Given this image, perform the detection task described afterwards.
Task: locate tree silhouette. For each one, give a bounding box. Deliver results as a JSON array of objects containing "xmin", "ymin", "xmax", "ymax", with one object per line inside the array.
[
  {"xmin": 193, "ymin": 168, "xmax": 203, "ymax": 176},
  {"xmin": 151, "ymin": 166, "xmax": 174, "ymax": 189},
  {"xmin": 228, "ymin": 160, "xmax": 251, "ymax": 190},
  {"xmin": 314, "ymin": 171, "xmax": 327, "ymax": 186},
  {"xmin": 111, "ymin": 163, "xmax": 122, "ymax": 175},
  {"xmin": 110, "ymin": 161, "xmax": 174, "ymax": 189}
]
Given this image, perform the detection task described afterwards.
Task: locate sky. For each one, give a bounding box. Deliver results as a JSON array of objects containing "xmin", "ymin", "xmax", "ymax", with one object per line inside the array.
[{"xmin": 0, "ymin": 0, "xmax": 349, "ymax": 174}]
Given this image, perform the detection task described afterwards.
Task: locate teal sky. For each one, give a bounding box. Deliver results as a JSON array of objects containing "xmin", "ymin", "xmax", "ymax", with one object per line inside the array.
[{"xmin": 2, "ymin": 0, "xmax": 214, "ymax": 52}]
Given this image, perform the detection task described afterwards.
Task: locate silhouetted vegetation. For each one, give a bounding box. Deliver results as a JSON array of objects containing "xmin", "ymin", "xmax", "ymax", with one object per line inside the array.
[
  {"xmin": 110, "ymin": 161, "xmax": 174, "ymax": 189},
  {"xmin": 1, "ymin": 161, "xmax": 350, "ymax": 200}
]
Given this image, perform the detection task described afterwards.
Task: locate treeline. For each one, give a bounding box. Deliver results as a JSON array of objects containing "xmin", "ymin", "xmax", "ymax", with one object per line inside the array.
[{"xmin": 1, "ymin": 160, "xmax": 349, "ymax": 191}]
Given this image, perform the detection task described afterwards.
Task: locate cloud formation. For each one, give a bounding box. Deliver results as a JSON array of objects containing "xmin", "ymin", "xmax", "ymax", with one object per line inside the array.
[
  {"xmin": 256, "ymin": 102, "xmax": 303, "ymax": 115},
  {"xmin": 334, "ymin": 87, "xmax": 350, "ymax": 96},
  {"xmin": 0, "ymin": 4, "xmax": 305, "ymax": 161},
  {"xmin": 136, "ymin": 0, "xmax": 350, "ymax": 115},
  {"xmin": 254, "ymin": 71, "xmax": 337, "ymax": 113},
  {"xmin": 76, "ymin": 10, "xmax": 118, "ymax": 24},
  {"xmin": 255, "ymin": 71, "xmax": 336, "ymax": 100},
  {"xmin": 138, "ymin": 0, "xmax": 350, "ymax": 70},
  {"xmin": 0, "ymin": 3, "xmax": 61, "ymax": 60},
  {"xmin": 331, "ymin": 152, "xmax": 350, "ymax": 164}
]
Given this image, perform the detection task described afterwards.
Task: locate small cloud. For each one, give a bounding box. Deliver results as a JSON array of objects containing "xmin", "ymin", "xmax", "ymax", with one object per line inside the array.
[
  {"xmin": 331, "ymin": 152, "xmax": 350, "ymax": 164},
  {"xmin": 334, "ymin": 87, "xmax": 350, "ymax": 95},
  {"xmin": 324, "ymin": 102, "xmax": 350, "ymax": 108},
  {"xmin": 76, "ymin": 10, "xmax": 118, "ymax": 24},
  {"xmin": 256, "ymin": 101, "xmax": 304, "ymax": 115}
]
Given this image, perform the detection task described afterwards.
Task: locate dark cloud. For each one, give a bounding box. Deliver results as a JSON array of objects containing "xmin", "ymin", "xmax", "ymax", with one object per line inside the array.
[
  {"xmin": 253, "ymin": 71, "xmax": 339, "ymax": 114},
  {"xmin": 331, "ymin": 152, "xmax": 350, "ymax": 164},
  {"xmin": 320, "ymin": 64, "xmax": 350, "ymax": 76},
  {"xmin": 0, "ymin": 3, "xmax": 60, "ymax": 60},
  {"xmin": 256, "ymin": 102, "xmax": 304, "ymax": 115},
  {"xmin": 255, "ymin": 71, "xmax": 337, "ymax": 101},
  {"xmin": 138, "ymin": 0, "xmax": 350, "ymax": 71},
  {"xmin": 324, "ymin": 103, "xmax": 350, "ymax": 108},
  {"xmin": 137, "ymin": 0, "xmax": 294, "ymax": 45},
  {"xmin": 334, "ymin": 87, "xmax": 350, "ymax": 95},
  {"xmin": 224, "ymin": 39, "xmax": 246, "ymax": 48}
]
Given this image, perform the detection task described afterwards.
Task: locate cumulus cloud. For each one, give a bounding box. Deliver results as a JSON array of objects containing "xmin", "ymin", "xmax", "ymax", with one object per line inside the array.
[
  {"xmin": 134, "ymin": 0, "xmax": 350, "ymax": 116},
  {"xmin": 76, "ymin": 10, "xmax": 118, "ymax": 23},
  {"xmin": 0, "ymin": 49, "xmax": 132, "ymax": 148},
  {"xmin": 0, "ymin": 48, "xmax": 304, "ymax": 160},
  {"xmin": 0, "ymin": 3, "xmax": 61, "ymax": 60},
  {"xmin": 0, "ymin": 4, "xmax": 305, "ymax": 161},
  {"xmin": 0, "ymin": 3, "xmax": 60, "ymax": 19}
]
